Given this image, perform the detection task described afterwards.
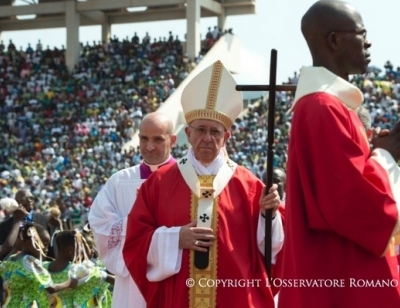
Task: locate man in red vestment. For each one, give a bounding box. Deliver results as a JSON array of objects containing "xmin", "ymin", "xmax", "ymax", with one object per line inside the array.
[
  {"xmin": 123, "ymin": 60, "xmax": 284, "ymax": 307},
  {"xmin": 279, "ymin": 1, "xmax": 400, "ymax": 308}
]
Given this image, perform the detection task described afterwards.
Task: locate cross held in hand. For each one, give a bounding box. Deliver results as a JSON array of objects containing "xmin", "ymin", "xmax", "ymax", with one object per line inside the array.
[{"xmin": 235, "ymin": 49, "xmax": 296, "ymax": 283}]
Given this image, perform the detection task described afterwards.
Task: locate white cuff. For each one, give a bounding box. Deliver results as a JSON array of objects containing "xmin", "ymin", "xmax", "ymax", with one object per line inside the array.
[
  {"xmin": 257, "ymin": 211, "xmax": 284, "ymax": 264},
  {"xmin": 146, "ymin": 226, "xmax": 183, "ymax": 281}
]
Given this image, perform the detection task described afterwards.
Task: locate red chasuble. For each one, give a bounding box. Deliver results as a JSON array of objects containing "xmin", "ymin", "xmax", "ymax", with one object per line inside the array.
[
  {"xmin": 279, "ymin": 92, "xmax": 400, "ymax": 308},
  {"xmin": 123, "ymin": 163, "xmax": 275, "ymax": 307}
]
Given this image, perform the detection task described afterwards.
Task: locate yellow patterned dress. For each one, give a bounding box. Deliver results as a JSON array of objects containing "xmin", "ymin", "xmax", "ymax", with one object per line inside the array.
[
  {"xmin": 43, "ymin": 261, "xmax": 73, "ymax": 308},
  {"xmin": 68, "ymin": 260, "xmax": 111, "ymax": 307}
]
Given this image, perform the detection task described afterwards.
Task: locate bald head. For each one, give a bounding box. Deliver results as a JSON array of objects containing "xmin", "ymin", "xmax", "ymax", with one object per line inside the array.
[
  {"xmin": 301, "ymin": 0, "xmax": 370, "ymax": 79},
  {"xmin": 302, "ymin": 1, "xmax": 358, "ymax": 39},
  {"xmin": 139, "ymin": 112, "xmax": 174, "ymax": 136}
]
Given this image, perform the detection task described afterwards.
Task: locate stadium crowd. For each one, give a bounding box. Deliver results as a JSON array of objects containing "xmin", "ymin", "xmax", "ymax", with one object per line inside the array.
[
  {"xmin": 226, "ymin": 63, "xmax": 400, "ymax": 181},
  {"xmin": 0, "ymin": 30, "xmax": 399, "ymax": 229},
  {"xmin": 0, "ymin": 29, "xmax": 222, "ymax": 224}
]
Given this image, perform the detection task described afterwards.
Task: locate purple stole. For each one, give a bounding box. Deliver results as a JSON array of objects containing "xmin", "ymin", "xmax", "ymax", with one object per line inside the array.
[{"xmin": 139, "ymin": 157, "xmax": 176, "ymax": 179}]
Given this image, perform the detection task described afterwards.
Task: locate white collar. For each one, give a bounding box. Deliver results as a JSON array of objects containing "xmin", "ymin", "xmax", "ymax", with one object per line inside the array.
[
  {"xmin": 290, "ymin": 66, "xmax": 363, "ymax": 112},
  {"xmin": 188, "ymin": 149, "xmax": 225, "ymax": 175},
  {"xmin": 143, "ymin": 156, "xmax": 172, "ymax": 172}
]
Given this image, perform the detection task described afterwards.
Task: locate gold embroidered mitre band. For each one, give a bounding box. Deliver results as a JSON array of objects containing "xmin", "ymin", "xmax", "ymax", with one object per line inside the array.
[{"xmin": 181, "ymin": 60, "xmax": 243, "ymax": 131}]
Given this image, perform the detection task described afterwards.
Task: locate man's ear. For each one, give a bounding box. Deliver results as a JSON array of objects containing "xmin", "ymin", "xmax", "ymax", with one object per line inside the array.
[
  {"xmin": 326, "ymin": 32, "xmax": 338, "ymax": 51},
  {"xmin": 223, "ymin": 130, "xmax": 231, "ymax": 145},
  {"xmin": 171, "ymin": 135, "xmax": 177, "ymax": 147},
  {"xmin": 184, "ymin": 126, "xmax": 191, "ymax": 138}
]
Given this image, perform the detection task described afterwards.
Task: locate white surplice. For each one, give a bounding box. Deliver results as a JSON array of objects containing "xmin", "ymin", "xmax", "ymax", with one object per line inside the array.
[{"xmin": 89, "ymin": 165, "xmax": 146, "ymax": 308}]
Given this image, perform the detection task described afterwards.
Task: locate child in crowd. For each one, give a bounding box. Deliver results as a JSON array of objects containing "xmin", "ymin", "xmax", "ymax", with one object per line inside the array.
[
  {"xmin": 44, "ymin": 231, "xmax": 76, "ymax": 307},
  {"xmin": 46, "ymin": 230, "xmax": 114, "ymax": 307},
  {"xmin": 0, "ymin": 223, "xmax": 77, "ymax": 307}
]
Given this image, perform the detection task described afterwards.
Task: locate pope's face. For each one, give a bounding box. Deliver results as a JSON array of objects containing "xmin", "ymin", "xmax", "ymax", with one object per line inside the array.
[{"xmin": 185, "ymin": 119, "xmax": 230, "ymax": 165}]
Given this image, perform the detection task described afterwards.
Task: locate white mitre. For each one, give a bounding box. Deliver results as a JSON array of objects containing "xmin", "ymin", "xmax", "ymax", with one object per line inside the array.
[{"xmin": 181, "ymin": 60, "xmax": 243, "ymax": 130}]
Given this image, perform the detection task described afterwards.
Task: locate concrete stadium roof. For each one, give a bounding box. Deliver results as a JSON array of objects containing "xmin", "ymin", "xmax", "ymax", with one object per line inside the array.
[{"xmin": 0, "ymin": 0, "xmax": 256, "ymax": 32}]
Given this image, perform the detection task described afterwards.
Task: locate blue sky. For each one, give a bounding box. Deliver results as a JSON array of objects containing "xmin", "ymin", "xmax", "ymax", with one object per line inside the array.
[{"xmin": 2, "ymin": 0, "xmax": 399, "ymax": 86}]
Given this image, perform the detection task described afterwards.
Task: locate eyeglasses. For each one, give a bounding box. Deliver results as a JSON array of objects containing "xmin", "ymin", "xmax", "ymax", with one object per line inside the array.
[
  {"xmin": 325, "ymin": 29, "xmax": 367, "ymax": 39},
  {"xmin": 22, "ymin": 196, "xmax": 35, "ymax": 201},
  {"xmin": 189, "ymin": 126, "xmax": 225, "ymax": 139}
]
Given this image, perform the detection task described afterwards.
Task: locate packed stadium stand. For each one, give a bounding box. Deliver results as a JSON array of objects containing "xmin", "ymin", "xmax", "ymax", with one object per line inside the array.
[
  {"xmin": 0, "ymin": 28, "xmax": 239, "ymax": 224},
  {"xmin": 1, "ymin": 29, "xmax": 399, "ymax": 227},
  {"xmin": 0, "ymin": 34, "xmax": 159, "ymax": 216}
]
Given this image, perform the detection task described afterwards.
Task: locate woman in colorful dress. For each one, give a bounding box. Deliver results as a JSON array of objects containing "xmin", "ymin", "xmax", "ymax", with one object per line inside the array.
[
  {"xmin": 0, "ymin": 223, "xmax": 77, "ymax": 307},
  {"xmin": 46, "ymin": 229, "xmax": 114, "ymax": 308}
]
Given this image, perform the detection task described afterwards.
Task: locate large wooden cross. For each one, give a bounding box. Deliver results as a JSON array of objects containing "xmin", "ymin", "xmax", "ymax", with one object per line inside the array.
[{"xmin": 236, "ymin": 49, "xmax": 296, "ymax": 282}]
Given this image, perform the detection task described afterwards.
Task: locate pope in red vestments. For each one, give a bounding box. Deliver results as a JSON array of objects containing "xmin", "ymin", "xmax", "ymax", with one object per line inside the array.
[
  {"xmin": 124, "ymin": 163, "xmax": 280, "ymax": 307},
  {"xmin": 279, "ymin": 2, "xmax": 400, "ymax": 307},
  {"xmin": 123, "ymin": 60, "xmax": 284, "ymax": 307}
]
